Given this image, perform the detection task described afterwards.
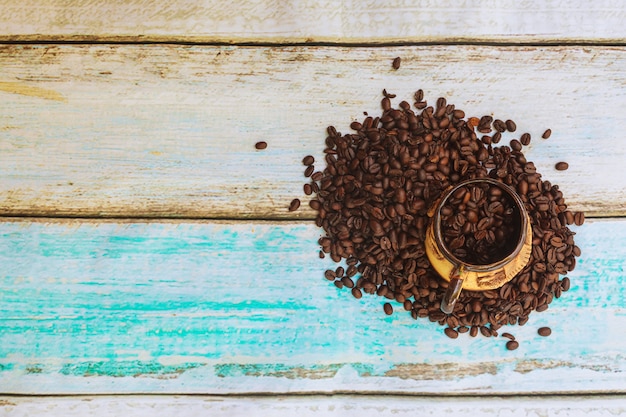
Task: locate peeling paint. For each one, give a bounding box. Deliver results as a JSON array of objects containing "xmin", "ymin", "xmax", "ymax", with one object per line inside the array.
[
  {"xmin": 385, "ymin": 362, "xmax": 498, "ymax": 380},
  {"xmin": 215, "ymin": 363, "xmax": 342, "ymax": 379},
  {"xmin": 0, "ymin": 81, "xmax": 66, "ymax": 102},
  {"xmin": 59, "ymin": 361, "xmax": 204, "ymax": 378}
]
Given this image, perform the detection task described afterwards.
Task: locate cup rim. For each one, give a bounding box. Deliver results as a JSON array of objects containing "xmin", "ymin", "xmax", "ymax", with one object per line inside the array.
[{"xmin": 432, "ymin": 177, "xmax": 529, "ymax": 272}]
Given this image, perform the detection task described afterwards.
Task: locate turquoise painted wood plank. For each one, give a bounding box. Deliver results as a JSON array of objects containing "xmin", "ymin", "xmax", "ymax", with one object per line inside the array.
[
  {"xmin": 0, "ymin": 0, "xmax": 625, "ymax": 44},
  {"xmin": 0, "ymin": 218, "xmax": 623, "ymax": 394},
  {"xmin": 1, "ymin": 45, "xmax": 625, "ymax": 218},
  {"xmin": 2, "ymin": 395, "xmax": 626, "ymax": 417}
]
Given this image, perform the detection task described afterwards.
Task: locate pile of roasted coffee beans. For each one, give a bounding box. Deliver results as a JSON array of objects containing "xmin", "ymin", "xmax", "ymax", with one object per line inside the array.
[
  {"xmin": 297, "ymin": 88, "xmax": 584, "ymax": 347},
  {"xmin": 439, "ymin": 182, "xmax": 520, "ymax": 265}
]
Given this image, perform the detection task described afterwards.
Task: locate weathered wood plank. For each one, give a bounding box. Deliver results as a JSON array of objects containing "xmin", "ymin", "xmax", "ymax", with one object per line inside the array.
[
  {"xmin": 1, "ymin": 45, "xmax": 625, "ymax": 218},
  {"xmin": 0, "ymin": 218, "xmax": 623, "ymax": 394},
  {"xmin": 0, "ymin": 0, "xmax": 625, "ymax": 43},
  {"xmin": 2, "ymin": 395, "xmax": 626, "ymax": 417}
]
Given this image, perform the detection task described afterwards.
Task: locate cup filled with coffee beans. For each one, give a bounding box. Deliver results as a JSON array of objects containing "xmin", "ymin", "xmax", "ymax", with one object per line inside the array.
[{"xmin": 425, "ymin": 178, "xmax": 532, "ymax": 314}]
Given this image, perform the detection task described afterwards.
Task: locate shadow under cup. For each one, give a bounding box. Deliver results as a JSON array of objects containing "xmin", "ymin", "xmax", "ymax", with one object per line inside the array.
[{"xmin": 425, "ymin": 178, "xmax": 533, "ymax": 314}]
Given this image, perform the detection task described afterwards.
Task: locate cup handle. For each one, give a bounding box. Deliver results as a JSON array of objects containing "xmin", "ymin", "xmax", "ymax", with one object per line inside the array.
[{"xmin": 441, "ymin": 267, "xmax": 464, "ymax": 314}]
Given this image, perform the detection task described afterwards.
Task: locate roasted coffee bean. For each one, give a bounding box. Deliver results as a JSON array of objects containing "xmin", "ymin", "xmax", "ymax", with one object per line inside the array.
[
  {"xmin": 538, "ymin": 326, "xmax": 552, "ymax": 336},
  {"xmin": 341, "ymin": 276, "xmax": 354, "ymax": 288},
  {"xmin": 392, "ymin": 57, "xmax": 401, "ymax": 70},
  {"xmin": 255, "ymin": 141, "xmax": 268, "ymax": 150},
  {"xmin": 574, "ymin": 211, "xmax": 585, "ymax": 226},
  {"xmin": 493, "ymin": 119, "xmax": 506, "ymax": 133},
  {"xmin": 542, "ymin": 129, "xmax": 552, "ymax": 139},
  {"xmin": 505, "ymin": 119, "xmax": 517, "ymax": 132},
  {"xmin": 304, "ymin": 165, "xmax": 315, "ymax": 177},
  {"xmin": 555, "ymin": 162, "xmax": 569, "ymax": 171},
  {"xmin": 520, "ymin": 133, "xmax": 531, "ymax": 146},
  {"xmin": 501, "ymin": 332, "xmax": 515, "ymax": 340},
  {"xmin": 383, "ymin": 303, "xmax": 393, "ymax": 315},
  {"xmin": 510, "ymin": 139, "xmax": 522, "ymax": 151},
  {"xmin": 470, "ymin": 326, "xmax": 479, "ymax": 337},
  {"xmin": 444, "ymin": 327, "xmax": 459, "ymax": 339},
  {"xmin": 288, "ymin": 198, "xmax": 301, "ymax": 211},
  {"xmin": 506, "ymin": 340, "xmax": 519, "ymax": 350},
  {"xmin": 303, "ymin": 155, "xmax": 315, "ymax": 166},
  {"xmin": 304, "ymin": 183, "xmax": 313, "ymax": 195},
  {"xmin": 352, "ymin": 287, "xmax": 363, "ymax": 299}
]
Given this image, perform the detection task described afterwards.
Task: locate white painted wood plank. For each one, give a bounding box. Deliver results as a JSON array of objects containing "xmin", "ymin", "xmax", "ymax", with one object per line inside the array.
[
  {"xmin": 2, "ymin": 395, "xmax": 626, "ymax": 417},
  {"xmin": 0, "ymin": 0, "xmax": 625, "ymax": 43},
  {"xmin": 1, "ymin": 45, "xmax": 625, "ymax": 218},
  {"xmin": 0, "ymin": 218, "xmax": 623, "ymax": 395}
]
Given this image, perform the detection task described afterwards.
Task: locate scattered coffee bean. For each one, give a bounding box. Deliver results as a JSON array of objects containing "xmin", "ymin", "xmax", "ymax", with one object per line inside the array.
[
  {"xmin": 505, "ymin": 119, "xmax": 517, "ymax": 132},
  {"xmin": 501, "ymin": 332, "xmax": 516, "ymax": 341},
  {"xmin": 255, "ymin": 141, "xmax": 267, "ymax": 150},
  {"xmin": 444, "ymin": 327, "xmax": 459, "ymax": 339},
  {"xmin": 574, "ymin": 211, "xmax": 585, "ymax": 226},
  {"xmin": 352, "ymin": 287, "xmax": 363, "ymax": 299},
  {"xmin": 302, "ymin": 155, "xmax": 315, "ymax": 166},
  {"xmin": 555, "ymin": 162, "xmax": 569, "ymax": 171},
  {"xmin": 303, "ymin": 183, "xmax": 313, "ymax": 195},
  {"xmin": 538, "ymin": 326, "xmax": 552, "ymax": 337},
  {"xmin": 288, "ymin": 198, "xmax": 301, "ymax": 211},
  {"xmin": 506, "ymin": 340, "xmax": 520, "ymax": 350},
  {"xmin": 392, "ymin": 57, "xmax": 401, "ymax": 70},
  {"xmin": 542, "ymin": 129, "xmax": 552, "ymax": 139},
  {"xmin": 520, "ymin": 133, "xmax": 531, "ymax": 146},
  {"xmin": 383, "ymin": 303, "xmax": 393, "ymax": 315},
  {"xmin": 304, "ymin": 165, "xmax": 314, "ymax": 177}
]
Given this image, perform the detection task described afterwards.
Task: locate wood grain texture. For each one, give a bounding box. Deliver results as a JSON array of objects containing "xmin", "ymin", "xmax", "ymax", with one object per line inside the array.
[
  {"xmin": 0, "ymin": 218, "xmax": 623, "ymax": 395},
  {"xmin": 2, "ymin": 395, "xmax": 626, "ymax": 417},
  {"xmin": 0, "ymin": 0, "xmax": 625, "ymax": 43},
  {"xmin": 1, "ymin": 44, "xmax": 625, "ymax": 218}
]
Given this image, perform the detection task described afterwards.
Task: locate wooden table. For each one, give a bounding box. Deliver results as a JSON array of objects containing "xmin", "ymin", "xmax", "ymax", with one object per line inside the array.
[{"xmin": 1, "ymin": 1, "xmax": 625, "ymax": 415}]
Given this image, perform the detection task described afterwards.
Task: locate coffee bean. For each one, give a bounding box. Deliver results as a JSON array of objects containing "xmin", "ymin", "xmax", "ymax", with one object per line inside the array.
[
  {"xmin": 501, "ymin": 332, "xmax": 515, "ymax": 340},
  {"xmin": 510, "ymin": 139, "xmax": 522, "ymax": 151},
  {"xmin": 561, "ymin": 277, "xmax": 571, "ymax": 291},
  {"xmin": 470, "ymin": 326, "xmax": 479, "ymax": 337},
  {"xmin": 352, "ymin": 287, "xmax": 363, "ymax": 299},
  {"xmin": 555, "ymin": 162, "xmax": 569, "ymax": 171},
  {"xmin": 304, "ymin": 183, "xmax": 313, "ymax": 195},
  {"xmin": 303, "ymin": 155, "xmax": 315, "ymax": 166},
  {"xmin": 538, "ymin": 326, "xmax": 552, "ymax": 337},
  {"xmin": 304, "ymin": 165, "xmax": 314, "ymax": 177},
  {"xmin": 392, "ymin": 57, "xmax": 401, "ymax": 70},
  {"xmin": 574, "ymin": 211, "xmax": 585, "ymax": 226},
  {"xmin": 520, "ymin": 133, "xmax": 531, "ymax": 146},
  {"xmin": 288, "ymin": 198, "xmax": 301, "ymax": 211},
  {"xmin": 444, "ymin": 327, "xmax": 459, "ymax": 339},
  {"xmin": 542, "ymin": 129, "xmax": 552, "ymax": 139},
  {"xmin": 493, "ymin": 119, "xmax": 506, "ymax": 132},
  {"xmin": 383, "ymin": 303, "xmax": 393, "ymax": 315},
  {"xmin": 505, "ymin": 119, "xmax": 517, "ymax": 132},
  {"xmin": 255, "ymin": 141, "xmax": 268, "ymax": 150},
  {"xmin": 324, "ymin": 269, "xmax": 336, "ymax": 281},
  {"xmin": 506, "ymin": 340, "xmax": 519, "ymax": 350}
]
